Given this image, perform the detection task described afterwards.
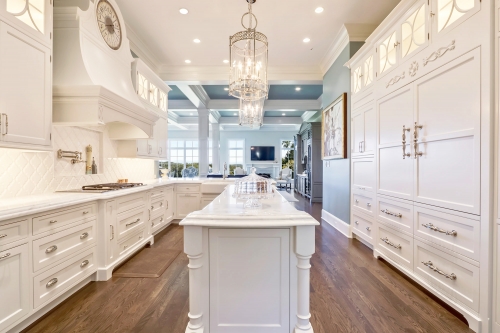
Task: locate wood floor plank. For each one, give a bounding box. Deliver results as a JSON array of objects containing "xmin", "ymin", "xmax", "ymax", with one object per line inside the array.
[{"xmin": 24, "ymin": 194, "xmax": 474, "ymax": 333}]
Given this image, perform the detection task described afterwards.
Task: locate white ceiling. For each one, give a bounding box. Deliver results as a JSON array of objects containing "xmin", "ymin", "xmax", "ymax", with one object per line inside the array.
[{"xmin": 117, "ymin": 0, "xmax": 400, "ymax": 81}]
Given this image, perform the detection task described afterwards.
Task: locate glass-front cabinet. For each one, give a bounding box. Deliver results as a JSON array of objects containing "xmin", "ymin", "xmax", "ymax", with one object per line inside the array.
[
  {"xmin": 433, "ymin": 0, "xmax": 479, "ymax": 35},
  {"xmin": 1, "ymin": 0, "xmax": 52, "ymax": 45},
  {"xmin": 351, "ymin": 54, "xmax": 375, "ymax": 96}
]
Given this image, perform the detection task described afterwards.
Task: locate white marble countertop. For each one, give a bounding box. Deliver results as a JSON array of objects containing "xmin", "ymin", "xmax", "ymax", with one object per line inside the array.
[
  {"xmin": 180, "ymin": 185, "xmax": 319, "ymax": 228},
  {"xmin": 0, "ymin": 178, "xmax": 236, "ymax": 221}
]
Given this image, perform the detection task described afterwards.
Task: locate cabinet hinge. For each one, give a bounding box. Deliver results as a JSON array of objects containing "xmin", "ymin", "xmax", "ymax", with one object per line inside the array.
[
  {"xmin": 428, "ymin": 33, "xmax": 430, "ymax": 40},
  {"xmin": 50, "ymin": 55, "xmax": 52, "ymax": 63},
  {"xmin": 50, "ymin": 32, "xmax": 52, "ymax": 39},
  {"xmin": 50, "ymin": 133, "xmax": 52, "ymax": 140}
]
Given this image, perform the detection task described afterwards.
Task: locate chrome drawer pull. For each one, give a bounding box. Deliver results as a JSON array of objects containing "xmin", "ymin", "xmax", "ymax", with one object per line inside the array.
[
  {"xmin": 0, "ymin": 234, "xmax": 7, "ymax": 239},
  {"xmin": 49, "ymin": 220, "xmax": 57, "ymax": 224},
  {"xmin": 46, "ymin": 278, "xmax": 58, "ymax": 288},
  {"xmin": 0, "ymin": 253, "xmax": 11, "ymax": 260},
  {"xmin": 80, "ymin": 232, "xmax": 89, "ymax": 240},
  {"xmin": 83, "ymin": 211, "xmax": 89, "ymax": 215},
  {"xmin": 421, "ymin": 261, "xmax": 457, "ymax": 280},
  {"xmin": 45, "ymin": 245, "xmax": 58, "ymax": 254},
  {"xmin": 126, "ymin": 219, "xmax": 141, "ymax": 228},
  {"xmin": 381, "ymin": 209, "xmax": 402, "ymax": 218},
  {"xmin": 422, "ymin": 223, "xmax": 457, "ymax": 236},
  {"xmin": 380, "ymin": 237, "xmax": 401, "ymax": 249},
  {"xmin": 80, "ymin": 260, "xmax": 90, "ymax": 268},
  {"xmin": 366, "ymin": 227, "xmax": 371, "ymax": 232},
  {"xmin": 402, "ymin": 125, "xmax": 411, "ymax": 159}
]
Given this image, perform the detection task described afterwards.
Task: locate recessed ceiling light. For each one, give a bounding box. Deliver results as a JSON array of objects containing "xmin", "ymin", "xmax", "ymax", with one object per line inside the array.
[
  {"xmin": 193, "ymin": 39, "xmax": 201, "ymax": 43},
  {"xmin": 282, "ymin": 113, "xmax": 286, "ymax": 116},
  {"xmin": 234, "ymin": 113, "xmax": 237, "ymax": 116},
  {"xmin": 185, "ymin": 60, "xmax": 191, "ymax": 64},
  {"xmin": 224, "ymin": 88, "xmax": 229, "ymax": 91},
  {"xmin": 223, "ymin": 60, "xmax": 229, "ymax": 64},
  {"xmin": 190, "ymin": 113, "xmax": 193, "ymax": 116},
  {"xmin": 295, "ymin": 87, "xmax": 301, "ymax": 91},
  {"xmin": 179, "ymin": 8, "xmax": 189, "ymax": 14},
  {"xmin": 303, "ymin": 38, "xmax": 311, "ymax": 43},
  {"xmin": 315, "ymin": 7, "xmax": 324, "ymax": 13}
]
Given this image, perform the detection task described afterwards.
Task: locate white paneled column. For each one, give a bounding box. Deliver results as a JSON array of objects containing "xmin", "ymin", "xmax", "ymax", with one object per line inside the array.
[
  {"xmin": 211, "ymin": 123, "xmax": 220, "ymax": 174},
  {"xmin": 198, "ymin": 109, "xmax": 210, "ymax": 177}
]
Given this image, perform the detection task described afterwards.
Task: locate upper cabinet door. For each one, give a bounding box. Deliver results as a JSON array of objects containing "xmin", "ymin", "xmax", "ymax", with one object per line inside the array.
[
  {"xmin": 2, "ymin": 0, "xmax": 52, "ymax": 46},
  {"xmin": 352, "ymin": 65, "xmax": 362, "ymax": 95},
  {"xmin": 0, "ymin": 22, "xmax": 51, "ymax": 149},
  {"xmin": 363, "ymin": 55, "xmax": 374, "ymax": 88},
  {"xmin": 378, "ymin": 30, "xmax": 399, "ymax": 76},
  {"xmin": 413, "ymin": 48, "xmax": 480, "ymax": 215},
  {"xmin": 432, "ymin": 0, "xmax": 480, "ymax": 35},
  {"xmin": 401, "ymin": 2, "xmax": 428, "ymax": 59}
]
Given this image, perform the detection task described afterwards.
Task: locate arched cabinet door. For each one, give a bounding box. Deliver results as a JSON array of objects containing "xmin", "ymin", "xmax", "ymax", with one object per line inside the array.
[{"xmin": 432, "ymin": 0, "xmax": 480, "ymax": 36}]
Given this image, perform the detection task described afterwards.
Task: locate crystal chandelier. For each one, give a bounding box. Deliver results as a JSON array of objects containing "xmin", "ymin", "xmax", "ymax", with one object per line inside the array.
[
  {"xmin": 239, "ymin": 97, "xmax": 265, "ymax": 129},
  {"xmin": 229, "ymin": 0, "xmax": 268, "ymax": 101}
]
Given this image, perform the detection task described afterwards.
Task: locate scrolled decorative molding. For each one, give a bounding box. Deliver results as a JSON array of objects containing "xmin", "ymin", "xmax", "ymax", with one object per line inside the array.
[
  {"xmin": 423, "ymin": 40, "xmax": 455, "ymax": 66},
  {"xmin": 98, "ymin": 105, "xmax": 104, "ymax": 124},
  {"xmin": 386, "ymin": 72, "xmax": 405, "ymax": 88},
  {"xmin": 409, "ymin": 61, "xmax": 419, "ymax": 77}
]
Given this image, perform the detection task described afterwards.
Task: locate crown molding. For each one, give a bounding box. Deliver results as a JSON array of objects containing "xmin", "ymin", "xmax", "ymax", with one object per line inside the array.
[
  {"xmin": 126, "ymin": 23, "xmax": 162, "ymax": 74},
  {"xmin": 320, "ymin": 24, "xmax": 376, "ymax": 75}
]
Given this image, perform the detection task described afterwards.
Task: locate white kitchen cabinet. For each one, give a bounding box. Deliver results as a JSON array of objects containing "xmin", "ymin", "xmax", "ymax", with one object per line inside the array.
[
  {"xmin": 165, "ymin": 186, "xmax": 174, "ymax": 221},
  {"xmin": 432, "ymin": 0, "xmax": 479, "ymax": 36},
  {"xmin": 176, "ymin": 193, "xmax": 201, "ymax": 219},
  {"xmin": 0, "ymin": 244, "xmax": 29, "ymax": 332},
  {"xmin": 400, "ymin": 2, "xmax": 428, "ymax": 59},
  {"xmin": 351, "ymin": 53, "xmax": 374, "ymax": 96},
  {"xmin": 351, "ymin": 104, "xmax": 375, "ymax": 157},
  {"xmin": 0, "ymin": 20, "xmax": 52, "ymax": 150}
]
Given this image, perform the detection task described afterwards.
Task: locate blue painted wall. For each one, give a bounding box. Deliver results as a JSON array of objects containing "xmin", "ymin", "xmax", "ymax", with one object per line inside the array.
[{"xmin": 322, "ymin": 42, "xmax": 364, "ymax": 224}]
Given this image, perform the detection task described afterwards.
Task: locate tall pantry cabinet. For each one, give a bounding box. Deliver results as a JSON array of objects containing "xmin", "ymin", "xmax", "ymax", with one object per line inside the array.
[
  {"xmin": 347, "ymin": 0, "xmax": 491, "ymax": 331},
  {"xmin": 0, "ymin": 0, "xmax": 52, "ymax": 150}
]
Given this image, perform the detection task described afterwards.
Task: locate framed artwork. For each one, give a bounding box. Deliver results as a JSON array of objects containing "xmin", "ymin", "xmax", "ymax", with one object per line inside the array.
[{"xmin": 322, "ymin": 93, "xmax": 347, "ymax": 160}]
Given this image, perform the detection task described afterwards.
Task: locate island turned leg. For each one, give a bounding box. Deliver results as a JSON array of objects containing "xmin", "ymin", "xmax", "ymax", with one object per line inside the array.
[
  {"xmin": 184, "ymin": 226, "xmax": 204, "ymax": 333},
  {"xmin": 295, "ymin": 225, "xmax": 315, "ymax": 333}
]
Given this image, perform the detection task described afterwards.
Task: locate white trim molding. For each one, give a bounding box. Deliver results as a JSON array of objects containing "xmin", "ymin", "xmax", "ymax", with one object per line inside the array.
[
  {"xmin": 321, "ymin": 209, "xmax": 352, "ymax": 238},
  {"xmin": 320, "ymin": 24, "xmax": 376, "ymax": 75},
  {"xmin": 126, "ymin": 23, "xmax": 162, "ymax": 74}
]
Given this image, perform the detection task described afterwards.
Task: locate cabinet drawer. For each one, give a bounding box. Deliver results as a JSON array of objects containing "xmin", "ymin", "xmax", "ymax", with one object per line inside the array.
[
  {"xmin": 34, "ymin": 248, "xmax": 96, "ymax": 309},
  {"xmin": 414, "ymin": 240, "xmax": 479, "ymax": 312},
  {"xmin": 352, "ymin": 158, "xmax": 375, "ymax": 193},
  {"xmin": 117, "ymin": 192, "xmax": 147, "ymax": 214},
  {"xmin": 352, "ymin": 213, "xmax": 374, "ymax": 244},
  {"xmin": 151, "ymin": 214, "xmax": 166, "ymax": 233},
  {"xmin": 150, "ymin": 196, "xmax": 166, "ymax": 218},
  {"xmin": 33, "ymin": 221, "xmax": 96, "ymax": 272},
  {"xmin": 414, "ymin": 205, "xmax": 480, "ymax": 262},
  {"xmin": 0, "ymin": 219, "xmax": 28, "ymax": 247},
  {"xmin": 117, "ymin": 208, "xmax": 146, "ymax": 241},
  {"xmin": 33, "ymin": 203, "xmax": 97, "ymax": 236},
  {"xmin": 176, "ymin": 184, "xmax": 200, "ymax": 193},
  {"xmin": 150, "ymin": 188, "xmax": 165, "ymax": 201},
  {"xmin": 376, "ymin": 196, "xmax": 413, "ymax": 234},
  {"xmin": 118, "ymin": 228, "xmax": 146, "ymax": 256},
  {"xmin": 376, "ymin": 224, "xmax": 413, "ymax": 271},
  {"xmin": 352, "ymin": 193, "xmax": 374, "ymax": 216}
]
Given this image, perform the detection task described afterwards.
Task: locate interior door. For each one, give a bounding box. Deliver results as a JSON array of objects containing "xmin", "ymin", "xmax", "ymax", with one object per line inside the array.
[
  {"xmin": 377, "ymin": 86, "xmax": 414, "ymax": 200},
  {"xmin": 413, "ymin": 48, "xmax": 480, "ymax": 215},
  {"xmin": 0, "ymin": 22, "xmax": 51, "ymax": 147}
]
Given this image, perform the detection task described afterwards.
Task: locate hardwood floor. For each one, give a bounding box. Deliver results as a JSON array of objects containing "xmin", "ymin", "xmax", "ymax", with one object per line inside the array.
[{"xmin": 24, "ymin": 192, "xmax": 474, "ymax": 333}]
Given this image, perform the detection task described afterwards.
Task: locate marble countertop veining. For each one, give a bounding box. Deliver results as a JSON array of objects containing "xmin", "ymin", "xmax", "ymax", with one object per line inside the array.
[
  {"xmin": 0, "ymin": 178, "xmax": 235, "ymax": 221},
  {"xmin": 180, "ymin": 185, "xmax": 319, "ymax": 228}
]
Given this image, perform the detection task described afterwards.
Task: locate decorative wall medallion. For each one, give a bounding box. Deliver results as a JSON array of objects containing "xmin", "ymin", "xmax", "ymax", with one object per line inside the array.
[
  {"xmin": 409, "ymin": 61, "xmax": 419, "ymax": 77},
  {"xmin": 386, "ymin": 72, "xmax": 405, "ymax": 88},
  {"xmin": 423, "ymin": 40, "xmax": 455, "ymax": 66},
  {"xmin": 98, "ymin": 105, "xmax": 104, "ymax": 124}
]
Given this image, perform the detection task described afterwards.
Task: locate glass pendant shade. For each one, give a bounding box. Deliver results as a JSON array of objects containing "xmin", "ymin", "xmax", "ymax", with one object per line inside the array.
[
  {"xmin": 239, "ymin": 97, "xmax": 265, "ymax": 129},
  {"xmin": 229, "ymin": 1, "xmax": 268, "ymax": 101}
]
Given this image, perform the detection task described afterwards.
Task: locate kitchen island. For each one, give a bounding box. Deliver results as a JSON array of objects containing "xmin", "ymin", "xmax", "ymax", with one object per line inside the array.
[{"xmin": 180, "ymin": 185, "xmax": 319, "ymax": 333}]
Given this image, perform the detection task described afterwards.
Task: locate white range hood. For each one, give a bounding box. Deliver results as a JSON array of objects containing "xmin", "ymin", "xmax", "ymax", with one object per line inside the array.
[{"xmin": 52, "ymin": 0, "xmax": 158, "ymax": 139}]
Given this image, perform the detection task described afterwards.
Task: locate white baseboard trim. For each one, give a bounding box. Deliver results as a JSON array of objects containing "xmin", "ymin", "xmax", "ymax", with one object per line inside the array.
[{"xmin": 321, "ymin": 209, "xmax": 352, "ymax": 238}]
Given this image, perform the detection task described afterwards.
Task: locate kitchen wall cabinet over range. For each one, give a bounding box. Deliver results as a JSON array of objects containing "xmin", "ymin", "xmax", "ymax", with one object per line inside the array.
[{"xmin": 0, "ymin": 0, "xmax": 52, "ymax": 150}]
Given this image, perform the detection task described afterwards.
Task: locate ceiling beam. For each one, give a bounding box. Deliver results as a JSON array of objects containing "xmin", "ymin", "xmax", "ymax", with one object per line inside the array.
[
  {"xmin": 175, "ymin": 85, "xmax": 209, "ymax": 109},
  {"xmin": 218, "ymin": 116, "xmax": 303, "ymax": 125}
]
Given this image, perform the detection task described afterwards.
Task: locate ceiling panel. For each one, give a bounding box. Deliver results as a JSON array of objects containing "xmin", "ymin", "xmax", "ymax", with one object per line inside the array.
[
  {"xmin": 203, "ymin": 85, "xmax": 237, "ymax": 100},
  {"xmin": 268, "ymin": 85, "xmax": 323, "ymax": 100},
  {"xmin": 168, "ymin": 85, "xmax": 189, "ymax": 100},
  {"xmin": 265, "ymin": 111, "xmax": 305, "ymax": 117}
]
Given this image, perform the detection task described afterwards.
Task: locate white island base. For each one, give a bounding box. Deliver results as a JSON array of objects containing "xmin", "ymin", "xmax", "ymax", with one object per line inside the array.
[{"xmin": 181, "ymin": 186, "xmax": 319, "ymax": 333}]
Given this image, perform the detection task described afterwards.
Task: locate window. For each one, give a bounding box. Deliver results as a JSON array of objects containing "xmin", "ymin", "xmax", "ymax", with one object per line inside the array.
[
  {"xmin": 281, "ymin": 140, "xmax": 295, "ymax": 172},
  {"xmin": 228, "ymin": 140, "xmax": 244, "ymax": 175},
  {"xmin": 165, "ymin": 140, "xmax": 199, "ymax": 178}
]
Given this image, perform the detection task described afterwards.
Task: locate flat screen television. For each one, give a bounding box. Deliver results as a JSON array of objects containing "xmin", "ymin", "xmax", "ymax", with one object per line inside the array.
[{"xmin": 250, "ymin": 146, "xmax": 275, "ymax": 161}]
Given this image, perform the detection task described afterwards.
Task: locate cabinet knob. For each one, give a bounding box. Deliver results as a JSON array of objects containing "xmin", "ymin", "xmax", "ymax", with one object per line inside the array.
[
  {"xmin": 355, "ymin": 221, "xmax": 359, "ymax": 225},
  {"xmin": 366, "ymin": 227, "xmax": 371, "ymax": 232}
]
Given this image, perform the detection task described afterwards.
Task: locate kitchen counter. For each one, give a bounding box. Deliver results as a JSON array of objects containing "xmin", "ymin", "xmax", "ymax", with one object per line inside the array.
[
  {"xmin": 0, "ymin": 178, "xmax": 235, "ymax": 221},
  {"xmin": 180, "ymin": 185, "xmax": 318, "ymax": 333}
]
